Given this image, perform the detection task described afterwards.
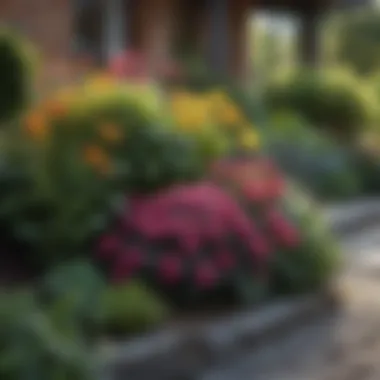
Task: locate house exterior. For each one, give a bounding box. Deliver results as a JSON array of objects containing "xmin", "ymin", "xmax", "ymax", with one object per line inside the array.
[{"xmin": 0, "ymin": 0, "xmax": 369, "ymax": 86}]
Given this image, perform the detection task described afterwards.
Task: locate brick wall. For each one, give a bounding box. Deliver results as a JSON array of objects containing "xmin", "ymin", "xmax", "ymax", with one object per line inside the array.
[
  {"xmin": 0, "ymin": 0, "xmax": 82, "ymax": 91},
  {"xmin": 1, "ymin": 0, "xmax": 74, "ymax": 59}
]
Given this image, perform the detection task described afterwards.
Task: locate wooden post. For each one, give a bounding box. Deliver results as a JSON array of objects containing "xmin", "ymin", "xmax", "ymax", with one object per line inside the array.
[
  {"xmin": 299, "ymin": 10, "xmax": 320, "ymax": 66},
  {"xmin": 103, "ymin": 0, "xmax": 127, "ymax": 59},
  {"xmin": 137, "ymin": 0, "xmax": 174, "ymax": 77},
  {"xmin": 206, "ymin": 0, "xmax": 230, "ymax": 75},
  {"xmin": 230, "ymin": 0, "xmax": 251, "ymax": 84}
]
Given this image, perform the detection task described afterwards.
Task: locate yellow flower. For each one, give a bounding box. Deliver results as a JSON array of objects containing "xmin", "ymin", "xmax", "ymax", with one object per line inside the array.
[
  {"xmin": 85, "ymin": 73, "xmax": 116, "ymax": 92},
  {"xmin": 98, "ymin": 122, "xmax": 123, "ymax": 143},
  {"xmin": 170, "ymin": 93, "xmax": 210, "ymax": 132},
  {"xmin": 83, "ymin": 145, "xmax": 111, "ymax": 175},
  {"xmin": 220, "ymin": 103, "xmax": 243, "ymax": 126},
  {"xmin": 56, "ymin": 87, "xmax": 78, "ymax": 103},
  {"xmin": 207, "ymin": 90, "xmax": 229, "ymax": 109},
  {"xmin": 25, "ymin": 111, "xmax": 48, "ymax": 140},
  {"xmin": 239, "ymin": 129, "xmax": 260, "ymax": 151}
]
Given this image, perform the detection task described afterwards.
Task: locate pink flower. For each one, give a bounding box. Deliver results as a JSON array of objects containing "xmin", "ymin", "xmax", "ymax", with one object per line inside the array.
[
  {"xmin": 97, "ymin": 234, "xmax": 120, "ymax": 258},
  {"xmin": 276, "ymin": 223, "xmax": 300, "ymax": 248},
  {"xmin": 264, "ymin": 175, "xmax": 285, "ymax": 199},
  {"xmin": 108, "ymin": 50, "xmax": 148, "ymax": 79},
  {"xmin": 266, "ymin": 209, "xmax": 300, "ymax": 248},
  {"xmin": 249, "ymin": 235, "xmax": 271, "ymax": 259},
  {"xmin": 241, "ymin": 182, "xmax": 267, "ymax": 203},
  {"xmin": 112, "ymin": 248, "xmax": 144, "ymax": 282},
  {"xmin": 216, "ymin": 251, "xmax": 236, "ymax": 270},
  {"xmin": 195, "ymin": 262, "xmax": 219, "ymax": 289},
  {"xmin": 158, "ymin": 256, "xmax": 182, "ymax": 284}
]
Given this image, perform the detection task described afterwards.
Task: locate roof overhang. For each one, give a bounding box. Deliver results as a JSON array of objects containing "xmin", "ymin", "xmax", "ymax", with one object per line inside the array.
[{"xmin": 255, "ymin": 0, "xmax": 372, "ymax": 12}]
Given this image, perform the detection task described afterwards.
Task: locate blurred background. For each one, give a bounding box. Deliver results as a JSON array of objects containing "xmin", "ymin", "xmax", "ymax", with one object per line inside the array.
[{"xmin": 2, "ymin": 0, "xmax": 380, "ymax": 379}]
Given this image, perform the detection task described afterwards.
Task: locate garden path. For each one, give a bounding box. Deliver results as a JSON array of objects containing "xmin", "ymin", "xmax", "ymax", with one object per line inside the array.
[{"xmin": 200, "ymin": 225, "xmax": 380, "ymax": 380}]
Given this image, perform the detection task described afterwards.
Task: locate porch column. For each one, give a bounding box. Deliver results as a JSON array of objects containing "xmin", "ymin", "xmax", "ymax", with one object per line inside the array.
[
  {"xmin": 206, "ymin": 0, "xmax": 230, "ymax": 75},
  {"xmin": 103, "ymin": 0, "xmax": 127, "ymax": 60},
  {"xmin": 137, "ymin": 0, "xmax": 174, "ymax": 77},
  {"xmin": 230, "ymin": 0, "xmax": 251, "ymax": 84},
  {"xmin": 299, "ymin": 10, "xmax": 320, "ymax": 66}
]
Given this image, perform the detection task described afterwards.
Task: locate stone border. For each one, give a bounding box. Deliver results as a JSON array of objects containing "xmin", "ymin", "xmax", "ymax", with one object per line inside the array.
[
  {"xmin": 99, "ymin": 292, "xmax": 336, "ymax": 380},
  {"xmin": 98, "ymin": 198, "xmax": 380, "ymax": 380},
  {"xmin": 326, "ymin": 198, "xmax": 380, "ymax": 235}
]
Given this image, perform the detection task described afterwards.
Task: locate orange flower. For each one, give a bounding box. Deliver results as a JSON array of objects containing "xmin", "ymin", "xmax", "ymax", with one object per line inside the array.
[
  {"xmin": 83, "ymin": 145, "xmax": 111, "ymax": 175},
  {"xmin": 45, "ymin": 99, "xmax": 68, "ymax": 119},
  {"xmin": 98, "ymin": 122, "xmax": 123, "ymax": 143},
  {"xmin": 25, "ymin": 111, "xmax": 48, "ymax": 140}
]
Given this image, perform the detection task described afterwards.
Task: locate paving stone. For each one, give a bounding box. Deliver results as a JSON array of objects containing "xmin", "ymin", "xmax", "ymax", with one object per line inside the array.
[{"xmin": 200, "ymin": 225, "xmax": 380, "ymax": 380}]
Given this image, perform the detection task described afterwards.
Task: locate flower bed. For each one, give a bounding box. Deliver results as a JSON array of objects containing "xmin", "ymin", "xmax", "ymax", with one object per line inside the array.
[{"xmin": 0, "ymin": 41, "xmax": 341, "ymax": 379}]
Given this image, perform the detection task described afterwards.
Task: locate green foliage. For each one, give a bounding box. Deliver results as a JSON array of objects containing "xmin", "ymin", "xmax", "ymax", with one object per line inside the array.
[
  {"xmin": 100, "ymin": 281, "xmax": 170, "ymax": 336},
  {"xmin": 350, "ymin": 148, "xmax": 380, "ymax": 195},
  {"xmin": 271, "ymin": 184, "xmax": 341, "ymax": 295},
  {"xmin": 120, "ymin": 126, "xmax": 202, "ymax": 193},
  {"xmin": 0, "ymin": 29, "xmax": 35, "ymax": 124},
  {"xmin": 41, "ymin": 259, "xmax": 106, "ymax": 331},
  {"xmin": 263, "ymin": 112, "xmax": 361, "ymax": 200},
  {"xmin": 264, "ymin": 69, "xmax": 375, "ymax": 140},
  {"xmin": 0, "ymin": 79, "xmax": 204, "ymax": 266},
  {"xmin": 0, "ymin": 154, "xmax": 121, "ymax": 267},
  {"xmin": 0, "ymin": 289, "xmax": 96, "ymax": 380}
]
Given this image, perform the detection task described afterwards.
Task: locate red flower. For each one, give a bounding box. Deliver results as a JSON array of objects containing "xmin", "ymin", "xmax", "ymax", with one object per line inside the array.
[
  {"xmin": 266, "ymin": 177, "xmax": 285, "ymax": 199},
  {"xmin": 97, "ymin": 234, "xmax": 120, "ymax": 258},
  {"xmin": 195, "ymin": 261, "xmax": 219, "ymax": 289},
  {"xmin": 112, "ymin": 248, "xmax": 144, "ymax": 282},
  {"xmin": 108, "ymin": 50, "xmax": 148, "ymax": 79},
  {"xmin": 216, "ymin": 251, "xmax": 236, "ymax": 270},
  {"xmin": 267, "ymin": 209, "xmax": 300, "ymax": 248},
  {"xmin": 241, "ymin": 181, "xmax": 267, "ymax": 203},
  {"xmin": 158, "ymin": 256, "xmax": 182, "ymax": 284}
]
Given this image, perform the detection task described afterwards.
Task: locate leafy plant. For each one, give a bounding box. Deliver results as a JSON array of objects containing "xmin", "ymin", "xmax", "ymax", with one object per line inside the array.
[
  {"xmin": 0, "ymin": 28, "xmax": 35, "ymax": 124},
  {"xmin": 0, "ymin": 78, "xmax": 205, "ymax": 266},
  {"xmin": 40, "ymin": 259, "xmax": 106, "ymax": 332},
  {"xmin": 100, "ymin": 281, "xmax": 170, "ymax": 336},
  {"xmin": 264, "ymin": 69, "xmax": 375, "ymax": 141},
  {"xmin": 270, "ymin": 183, "xmax": 341, "ymax": 294},
  {"xmin": 0, "ymin": 289, "xmax": 97, "ymax": 380},
  {"xmin": 263, "ymin": 112, "xmax": 361, "ymax": 200}
]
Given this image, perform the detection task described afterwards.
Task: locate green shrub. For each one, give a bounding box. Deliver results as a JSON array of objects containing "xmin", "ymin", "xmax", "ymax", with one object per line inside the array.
[
  {"xmin": 0, "ymin": 79, "xmax": 203, "ymax": 266},
  {"xmin": 350, "ymin": 148, "xmax": 380, "ymax": 195},
  {"xmin": 0, "ymin": 152, "xmax": 121, "ymax": 267},
  {"xmin": 41, "ymin": 259, "xmax": 106, "ymax": 331},
  {"xmin": 0, "ymin": 29, "xmax": 35, "ymax": 124},
  {"xmin": 264, "ymin": 69, "xmax": 375, "ymax": 141},
  {"xmin": 100, "ymin": 281, "xmax": 170, "ymax": 336},
  {"xmin": 270, "ymin": 183, "xmax": 341, "ymax": 295},
  {"xmin": 264, "ymin": 112, "xmax": 361, "ymax": 200},
  {"xmin": 0, "ymin": 289, "xmax": 96, "ymax": 380}
]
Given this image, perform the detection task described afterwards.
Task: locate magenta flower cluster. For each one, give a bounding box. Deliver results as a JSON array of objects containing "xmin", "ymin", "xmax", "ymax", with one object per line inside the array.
[{"xmin": 97, "ymin": 182, "xmax": 272, "ymax": 289}]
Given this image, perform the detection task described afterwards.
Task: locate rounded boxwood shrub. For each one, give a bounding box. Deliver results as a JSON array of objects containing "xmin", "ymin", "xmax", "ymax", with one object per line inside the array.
[
  {"xmin": 264, "ymin": 69, "xmax": 375, "ymax": 141},
  {"xmin": 0, "ymin": 29, "xmax": 35, "ymax": 124},
  {"xmin": 263, "ymin": 112, "xmax": 361, "ymax": 200}
]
